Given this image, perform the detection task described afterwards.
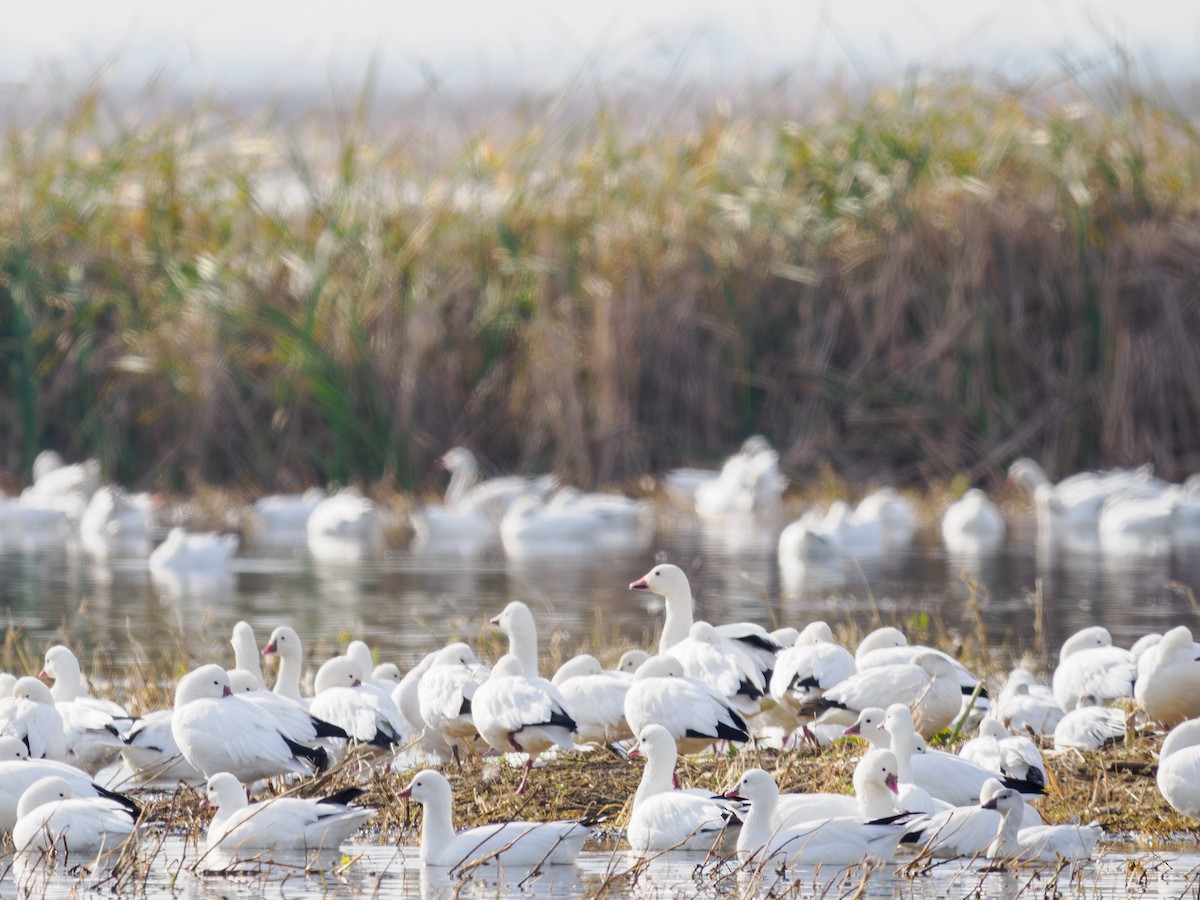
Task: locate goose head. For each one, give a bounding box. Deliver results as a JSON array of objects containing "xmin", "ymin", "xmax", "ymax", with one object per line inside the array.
[
  {"xmin": 175, "ymin": 664, "xmax": 234, "ymax": 707},
  {"xmin": 314, "ymin": 656, "xmax": 366, "ymax": 693}
]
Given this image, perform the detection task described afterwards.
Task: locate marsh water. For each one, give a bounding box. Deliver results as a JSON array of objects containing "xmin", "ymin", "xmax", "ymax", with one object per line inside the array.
[{"xmin": 2, "ymin": 503, "xmax": 1200, "ymax": 897}]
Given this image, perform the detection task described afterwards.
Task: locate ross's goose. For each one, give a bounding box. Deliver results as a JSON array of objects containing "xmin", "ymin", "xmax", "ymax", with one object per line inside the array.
[
  {"xmin": 770, "ymin": 748, "xmax": 905, "ymax": 824},
  {"xmin": 724, "ymin": 760, "xmax": 907, "ymax": 866},
  {"xmin": 262, "ymin": 625, "xmax": 309, "ymax": 706},
  {"xmin": 437, "ymin": 446, "xmax": 557, "ymax": 524},
  {"xmin": 855, "ymin": 626, "xmax": 987, "ymax": 702},
  {"xmin": 117, "ymin": 708, "xmax": 206, "ymax": 788},
  {"xmin": 623, "ymin": 654, "xmax": 749, "ymax": 754},
  {"xmin": 13, "ymin": 775, "xmax": 140, "ymax": 857},
  {"xmin": 171, "ymin": 664, "xmax": 328, "ymax": 782},
  {"xmin": 1052, "ymin": 626, "xmax": 1136, "ymax": 712},
  {"xmin": 628, "ymin": 564, "xmax": 781, "ymax": 682},
  {"xmin": 223, "ymin": 666, "xmax": 353, "ymax": 754},
  {"xmin": 489, "ymin": 600, "xmax": 545, "ymax": 677},
  {"xmin": 885, "ymin": 704, "xmax": 1044, "ymax": 808},
  {"xmin": 994, "ymin": 669, "xmax": 1064, "ymax": 736},
  {"xmin": 693, "ymin": 435, "xmax": 786, "ymax": 520},
  {"xmin": 806, "ymin": 652, "xmax": 963, "ymax": 738},
  {"xmin": 306, "ymin": 489, "xmax": 384, "ymax": 562},
  {"xmin": 1157, "ymin": 717, "xmax": 1200, "ymax": 819},
  {"xmin": 981, "ymin": 788, "xmax": 1101, "ymax": 863},
  {"xmin": 903, "ymin": 777, "xmax": 1018, "ymax": 858},
  {"xmin": 0, "ymin": 676, "xmax": 68, "ymax": 762},
  {"xmin": 0, "ymin": 736, "xmax": 140, "ymax": 833},
  {"xmin": 959, "ymin": 718, "xmax": 1046, "ymax": 790},
  {"xmin": 308, "ymin": 656, "xmax": 405, "ymax": 752},
  {"xmin": 149, "ymin": 527, "xmax": 238, "ymax": 573},
  {"xmin": 416, "ymin": 643, "xmax": 491, "ymax": 765},
  {"xmin": 778, "ymin": 509, "xmax": 842, "ymax": 565},
  {"xmin": 1053, "ymin": 694, "xmax": 1126, "ymax": 751},
  {"xmin": 941, "ymin": 489, "xmax": 1006, "ymax": 553},
  {"xmin": 625, "ymin": 724, "xmax": 739, "ymax": 854},
  {"xmin": 248, "ymin": 488, "xmax": 326, "ymax": 548},
  {"xmin": 500, "ymin": 494, "xmax": 644, "ymax": 557},
  {"xmin": 1098, "ymin": 487, "xmax": 1177, "ymax": 554},
  {"xmin": 471, "ymin": 654, "xmax": 577, "ymax": 793},
  {"xmin": 1133, "ymin": 624, "xmax": 1200, "ymax": 727},
  {"xmin": 768, "ymin": 621, "xmax": 856, "ymax": 744},
  {"xmin": 1007, "ymin": 457, "xmax": 1167, "ymax": 543},
  {"xmin": 78, "ymin": 486, "xmax": 153, "ymax": 559},
  {"xmin": 39, "ymin": 645, "xmax": 129, "ymax": 774},
  {"xmin": 398, "ymin": 768, "xmax": 591, "ymax": 867},
  {"xmin": 666, "ymin": 621, "xmax": 769, "ymax": 716},
  {"xmin": 203, "ymin": 771, "xmax": 373, "ymax": 855},
  {"xmin": 230, "ymin": 622, "xmax": 266, "ymax": 690},
  {"xmin": 392, "ymin": 651, "xmax": 455, "ymax": 764},
  {"xmin": 551, "ymin": 655, "xmax": 633, "ymax": 745},
  {"xmin": 854, "ymin": 487, "xmax": 917, "ymax": 551},
  {"xmin": 617, "ymin": 649, "xmax": 650, "ymax": 674}
]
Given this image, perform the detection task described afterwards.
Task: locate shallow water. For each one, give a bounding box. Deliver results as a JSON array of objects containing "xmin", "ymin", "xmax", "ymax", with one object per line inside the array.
[
  {"xmin": 3, "ymin": 837, "xmax": 1199, "ymax": 899},
  {"xmin": 3, "ymin": 503, "xmax": 1200, "ymax": 896},
  {"xmin": 1, "ymin": 506, "xmax": 1198, "ymax": 677}
]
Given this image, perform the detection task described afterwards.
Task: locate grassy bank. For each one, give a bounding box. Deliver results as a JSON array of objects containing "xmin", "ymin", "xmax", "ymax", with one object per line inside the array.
[{"xmin": 3, "ymin": 68, "xmax": 1200, "ymax": 493}]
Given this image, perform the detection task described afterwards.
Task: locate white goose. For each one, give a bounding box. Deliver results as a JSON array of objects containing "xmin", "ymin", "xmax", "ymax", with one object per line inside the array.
[
  {"xmin": 623, "ymin": 655, "xmax": 750, "ymax": 754},
  {"xmin": 904, "ymin": 777, "xmax": 1015, "ymax": 858},
  {"xmin": 38, "ymin": 647, "xmax": 125, "ymax": 775},
  {"xmin": 171, "ymin": 664, "xmax": 328, "ymax": 782},
  {"xmin": 230, "ymin": 622, "xmax": 266, "ymax": 690},
  {"xmin": 0, "ymin": 676, "xmax": 68, "ymax": 762},
  {"xmin": 416, "ymin": 643, "xmax": 491, "ymax": 766},
  {"xmin": 1007, "ymin": 457, "xmax": 1166, "ymax": 543},
  {"xmin": 307, "ymin": 656, "xmax": 405, "ymax": 752},
  {"xmin": 78, "ymin": 486, "xmax": 152, "ymax": 559},
  {"xmin": 471, "ymin": 654, "xmax": 577, "ymax": 793},
  {"xmin": 982, "ymin": 788, "xmax": 1101, "ymax": 863},
  {"xmin": 263, "ymin": 625, "xmax": 309, "ymax": 706},
  {"xmin": 0, "ymin": 736, "xmax": 139, "ymax": 833},
  {"xmin": 994, "ymin": 668, "xmax": 1064, "ymax": 736},
  {"xmin": 1052, "ymin": 626, "xmax": 1136, "ymax": 712},
  {"xmin": 149, "ymin": 527, "xmax": 238, "ymax": 573},
  {"xmin": 117, "ymin": 708, "xmax": 205, "ymax": 788},
  {"xmin": 769, "ymin": 748, "xmax": 905, "ymax": 824},
  {"xmin": 959, "ymin": 718, "xmax": 1046, "ymax": 791},
  {"xmin": 398, "ymin": 768, "xmax": 591, "ymax": 866},
  {"xmin": 807, "ymin": 652, "xmax": 963, "ymax": 738},
  {"xmin": 1134, "ymin": 624, "xmax": 1200, "ymax": 727},
  {"xmin": 248, "ymin": 488, "xmax": 326, "ymax": 548},
  {"xmin": 885, "ymin": 704, "xmax": 1044, "ymax": 808},
  {"xmin": 13, "ymin": 775, "xmax": 139, "ymax": 857},
  {"xmin": 1157, "ymin": 717, "xmax": 1200, "ymax": 819},
  {"xmin": 1053, "ymin": 694, "xmax": 1125, "ymax": 751},
  {"xmin": 203, "ymin": 771, "xmax": 373, "ymax": 855},
  {"xmin": 941, "ymin": 489, "xmax": 1006, "ymax": 553},
  {"xmin": 855, "ymin": 626, "xmax": 986, "ymax": 703},
  {"xmin": 551, "ymin": 655, "xmax": 633, "ymax": 745},
  {"xmin": 693, "ymin": 436, "xmax": 786, "ymax": 520},
  {"xmin": 392, "ymin": 650, "xmax": 454, "ymax": 764},
  {"xmin": 625, "ymin": 724, "xmax": 739, "ymax": 854},
  {"xmin": 628, "ymin": 563, "xmax": 781, "ymax": 690},
  {"xmin": 854, "ymin": 487, "xmax": 917, "ymax": 551},
  {"xmin": 768, "ymin": 621, "xmax": 856, "ymax": 744},
  {"xmin": 306, "ymin": 489, "xmax": 384, "ymax": 562},
  {"xmin": 724, "ymin": 759, "xmax": 907, "ymax": 866}
]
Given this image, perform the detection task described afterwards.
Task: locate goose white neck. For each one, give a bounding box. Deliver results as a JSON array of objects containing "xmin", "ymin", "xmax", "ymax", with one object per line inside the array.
[
  {"xmin": 658, "ymin": 587, "xmax": 695, "ymax": 652},
  {"xmin": 736, "ymin": 789, "xmax": 779, "ymax": 858},
  {"xmin": 417, "ymin": 797, "xmax": 457, "ymax": 863},
  {"xmin": 987, "ymin": 803, "xmax": 1023, "ymax": 859},
  {"xmin": 857, "ymin": 778, "xmax": 897, "ymax": 820},
  {"xmin": 633, "ymin": 748, "xmax": 677, "ymax": 808},
  {"xmin": 273, "ymin": 655, "xmax": 303, "ymax": 703}
]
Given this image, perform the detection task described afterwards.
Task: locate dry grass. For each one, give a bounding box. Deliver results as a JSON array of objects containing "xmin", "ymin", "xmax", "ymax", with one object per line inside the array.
[{"xmin": 4, "ymin": 66, "xmax": 1200, "ymax": 494}]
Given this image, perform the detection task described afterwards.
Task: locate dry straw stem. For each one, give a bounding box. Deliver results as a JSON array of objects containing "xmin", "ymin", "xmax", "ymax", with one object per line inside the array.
[{"xmin": 4, "ymin": 65, "xmax": 1200, "ymax": 492}]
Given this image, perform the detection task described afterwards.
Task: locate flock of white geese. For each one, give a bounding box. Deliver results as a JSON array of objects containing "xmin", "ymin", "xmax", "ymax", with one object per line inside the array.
[
  {"xmin": 0, "ymin": 559, "xmax": 1197, "ymax": 874},
  {"xmin": 1, "ymin": 442, "xmax": 1199, "ymax": 879},
  {"xmin": 5, "ymin": 441, "xmax": 1200, "ymax": 571}
]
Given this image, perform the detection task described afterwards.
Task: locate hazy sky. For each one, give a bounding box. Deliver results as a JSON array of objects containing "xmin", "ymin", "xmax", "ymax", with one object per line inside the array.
[{"xmin": 3, "ymin": 1, "xmax": 1197, "ymax": 97}]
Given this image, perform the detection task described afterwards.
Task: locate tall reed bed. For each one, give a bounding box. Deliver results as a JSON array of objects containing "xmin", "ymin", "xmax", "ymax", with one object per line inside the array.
[{"xmin": 3, "ymin": 68, "xmax": 1200, "ymax": 492}]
